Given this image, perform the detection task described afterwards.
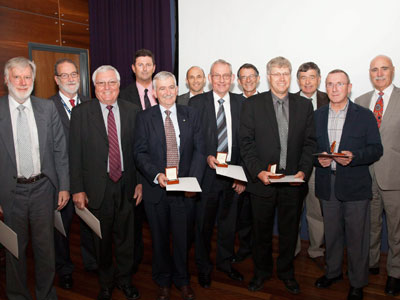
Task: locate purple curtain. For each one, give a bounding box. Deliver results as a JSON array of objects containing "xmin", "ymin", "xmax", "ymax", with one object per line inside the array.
[{"xmin": 89, "ymin": 0, "xmax": 173, "ymax": 91}]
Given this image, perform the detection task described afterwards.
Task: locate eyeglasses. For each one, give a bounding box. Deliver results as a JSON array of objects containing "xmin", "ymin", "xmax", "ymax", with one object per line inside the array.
[
  {"xmin": 211, "ymin": 73, "xmax": 232, "ymax": 81},
  {"xmin": 57, "ymin": 72, "xmax": 79, "ymax": 79},
  {"xmin": 95, "ymin": 80, "xmax": 119, "ymax": 88},
  {"xmin": 239, "ymin": 74, "xmax": 258, "ymax": 81},
  {"xmin": 270, "ymin": 72, "xmax": 291, "ymax": 78},
  {"xmin": 326, "ymin": 82, "xmax": 348, "ymax": 89}
]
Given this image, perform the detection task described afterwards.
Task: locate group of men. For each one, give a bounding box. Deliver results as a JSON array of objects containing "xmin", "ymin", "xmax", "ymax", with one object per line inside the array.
[{"xmin": 0, "ymin": 50, "xmax": 398, "ymax": 300}]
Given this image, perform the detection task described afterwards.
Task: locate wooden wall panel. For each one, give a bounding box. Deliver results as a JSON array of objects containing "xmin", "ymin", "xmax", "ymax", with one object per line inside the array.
[
  {"xmin": 0, "ymin": 0, "xmax": 58, "ymax": 18},
  {"xmin": 61, "ymin": 21, "xmax": 90, "ymax": 49},
  {"xmin": 59, "ymin": 0, "xmax": 89, "ymax": 24}
]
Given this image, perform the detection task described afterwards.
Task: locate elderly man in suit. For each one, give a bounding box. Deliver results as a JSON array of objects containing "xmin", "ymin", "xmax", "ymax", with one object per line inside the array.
[
  {"xmin": 189, "ymin": 59, "xmax": 246, "ymax": 287},
  {"xmin": 0, "ymin": 56, "xmax": 69, "ymax": 300},
  {"xmin": 49, "ymin": 58, "xmax": 96, "ymax": 290},
  {"xmin": 240, "ymin": 56, "xmax": 316, "ymax": 294},
  {"xmin": 355, "ymin": 55, "xmax": 400, "ymax": 296},
  {"xmin": 134, "ymin": 71, "xmax": 206, "ymax": 300},
  {"xmin": 177, "ymin": 66, "xmax": 206, "ymax": 105},
  {"xmin": 314, "ymin": 69, "xmax": 382, "ymax": 300},
  {"xmin": 70, "ymin": 65, "xmax": 142, "ymax": 300},
  {"xmin": 237, "ymin": 63, "xmax": 260, "ymax": 98},
  {"xmin": 294, "ymin": 62, "xmax": 329, "ymax": 268}
]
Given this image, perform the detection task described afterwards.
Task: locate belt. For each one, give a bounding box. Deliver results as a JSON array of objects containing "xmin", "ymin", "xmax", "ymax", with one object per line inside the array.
[
  {"xmin": 17, "ymin": 173, "xmax": 46, "ymax": 184},
  {"xmin": 331, "ymin": 170, "xmax": 336, "ymax": 176}
]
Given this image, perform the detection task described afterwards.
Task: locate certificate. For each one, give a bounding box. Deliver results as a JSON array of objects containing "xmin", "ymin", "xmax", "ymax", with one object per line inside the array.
[
  {"xmin": 54, "ymin": 210, "xmax": 66, "ymax": 237},
  {"xmin": 216, "ymin": 164, "xmax": 248, "ymax": 182},
  {"xmin": 269, "ymin": 175, "xmax": 304, "ymax": 183},
  {"xmin": 75, "ymin": 206, "xmax": 102, "ymax": 239},
  {"xmin": 0, "ymin": 220, "xmax": 18, "ymax": 258},
  {"xmin": 165, "ymin": 177, "xmax": 202, "ymax": 192}
]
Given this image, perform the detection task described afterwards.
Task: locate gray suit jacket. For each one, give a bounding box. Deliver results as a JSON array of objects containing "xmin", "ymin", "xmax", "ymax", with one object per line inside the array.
[
  {"xmin": 355, "ymin": 85, "xmax": 400, "ymax": 190},
  {"xmin": 0, "ymin": 95, "xmax": 69, "ymax": 214},
  {"xmin": 177, "ymin": 92, "xmax": 190, "ymax": 106}
]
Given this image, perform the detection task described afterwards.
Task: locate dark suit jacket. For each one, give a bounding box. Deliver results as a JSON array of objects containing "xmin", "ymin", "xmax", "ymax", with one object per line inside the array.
[
  {"xmin": 314, "ymin": 100, "xmax": 383, "ymax": 201},
  {"xmin": 119, "ymin": 83, "xmax": 143, "ymax": 110},
  {"xmin": 239, "ymin": 91, "xmax": 316, "ymax": 197},
  {"xmin": 69, "ymin": 98, "xmax": 140, "ymax": 209},
  {"xmin": 133, "ymin": 104, "xmax": 206, "ymax": 204},
  {"xmin": 295, "ymin": 90, "xmax": 329, "ymax": 109},
  {"xmin": 177, "ymin": 92, "xmax": 190, "ymax": 106},
  {"xmin": 189, "ymin": 91, "xmax": 244, "ymax": 192},
  {"xmin": 0, "ymin": 95, "xmax": 69, "ymax": 213}
]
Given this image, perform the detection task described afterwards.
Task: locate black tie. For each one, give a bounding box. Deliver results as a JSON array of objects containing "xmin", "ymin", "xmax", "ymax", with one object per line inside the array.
[{"xmin": 144, "ymin": 89, "xmax": 151, "ymax": 110}]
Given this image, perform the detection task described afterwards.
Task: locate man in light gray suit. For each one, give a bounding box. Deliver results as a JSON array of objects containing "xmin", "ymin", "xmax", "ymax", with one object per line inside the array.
[
  {"xmin": 355, "ymin": 55, "xmax": 400, "ymax": 296},
  {"xmin": 0, "ymin": 57, "xmax": 69, "ymax": 300},
  {"xmin": 177, "ymin": 66, "xmax": 206, "ymax": 105}
]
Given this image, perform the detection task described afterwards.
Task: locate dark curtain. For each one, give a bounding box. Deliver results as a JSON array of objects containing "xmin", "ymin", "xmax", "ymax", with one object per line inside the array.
[{"xmin": 89, "ymin": 0, "xmax": 173, "ymax": 91}]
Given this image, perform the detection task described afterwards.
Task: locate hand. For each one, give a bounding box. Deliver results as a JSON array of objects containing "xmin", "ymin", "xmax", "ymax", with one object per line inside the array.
[
  {"xmin": 158, "ymin": 173, "xmax": 168, "ymax": 188},
  {"xmin": 57, "ymin": 190, "xmax": 70, "ymax": 210},
  {"xmin": 334, "ymin": 150, "xmax": 353, "ymax": 166},
  {"xmin": 207, "ymin": 155, "xmax": 219, "ymax": 169},
  {"xmin": 257, "ymin": 170, "xmax": 274, "ymax": 185},
  {"xmin": 133, "ymin": 184, "xmax": 143, "ymax": 206},
  {"xmin": 185, "ymin": 192, "xmax": 197, "ymax": 198},
  {"xmin": 318, "ymin": 152, "xmax": 333, "ymax": 167},
  {"xmin": 232, "ymin": 180, "xmax": 246, "ymax": 194},
  {"xmin": 290, "ymin": 171, "xmax": 305, "ymax": 186},
  {"xmin": 73, "ymin": 192, "xmax": 88, "ymax": 210}
]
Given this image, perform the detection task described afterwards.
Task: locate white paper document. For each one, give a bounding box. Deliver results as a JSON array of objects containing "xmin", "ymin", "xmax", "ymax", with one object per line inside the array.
[
  {"xmin": 0, "ymin": 220, "xmax": 18, "ymax": 258},
  {"xmin": 54, "ymin": 210, "xmax": 66, "ymax": 237},
  {"xmin": 165, "ymin": 177, "xmax": 202, "ymax": 192},
  {"xmin": 216, "ymin": 164, "xmax": 248, "ymax": 182},
  {"xmin": 75, "ymin": 206, "xmax": 102, "ymax": 239},
  {"xmin": 269, "ymin": 175, "xmax": 305, "ymax": 183}
]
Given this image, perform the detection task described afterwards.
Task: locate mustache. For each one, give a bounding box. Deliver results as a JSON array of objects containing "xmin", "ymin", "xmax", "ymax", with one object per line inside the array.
[{"xmin": 374, "ymin": 76, "xmax": 386, "ymax": 81}]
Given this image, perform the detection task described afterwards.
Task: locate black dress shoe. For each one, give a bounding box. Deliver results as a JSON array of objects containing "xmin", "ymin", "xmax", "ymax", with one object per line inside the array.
[
  {"xmin": 59, "ymin": 274, "xmax": 73, "ymax": 289},
  {"xmin": 97, "ymin": 287, "xmax": 114, "ymax": 300},
  {"xmin": 230, "ymin": 252, "xmax": 251, "ymax": 264},
  {"xmin": 282, "ymin": 278, "xmax": 300, "ymax": 294},
  {"xmin": 315, "ymin": 274, "xmax": 343, "ymax": 288},
  {"xmin": 369, "ymin": 267, "xmax": 379, "ymax": 275},
  {"xmin": 217, "ymin": 267, "xmax": 244, "ymax": 281},
  {"xmin": 117, "ymin": 284, "xmax": 140, "ymax": 300},
  {"xmin": 347, "ymin": 287, "xmax": 363, "ymax": 300},
  {"xmin": 385, "ymin": 276, "xmax": 400, "ymax": 296},
  {"xmin": 198, "ymin": 273, "xmax": 211, "ymax": 288},
  {"xmin": 248, "ymin": 275, "xmax": 270, "ymax": 292}
]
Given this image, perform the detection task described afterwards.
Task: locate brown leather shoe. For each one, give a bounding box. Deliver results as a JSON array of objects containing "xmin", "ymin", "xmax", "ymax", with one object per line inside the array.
[
  {"xmin": 179, "ymin": 285, "xmax": 195, "ymax": 300},
  {"xmin": 157, "ymin": 286, "xmax": 170, "ymax": 300}
]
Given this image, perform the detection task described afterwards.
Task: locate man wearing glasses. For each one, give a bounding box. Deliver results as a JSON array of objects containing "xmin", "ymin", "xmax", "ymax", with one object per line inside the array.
[
  {"xmin": 240, "ymin": 56, "xmax": 315, "ymax": 294},
  {"xmin": 70, "ymin": 65, "xmax": 142, "ymax": 300},
  {"xmin": 237, "ymin": 63, "xmax": 260, "ymax": 98},
  {"xmin": 314, "ymin": 69, "xmax": 382, "ymax": 300}
]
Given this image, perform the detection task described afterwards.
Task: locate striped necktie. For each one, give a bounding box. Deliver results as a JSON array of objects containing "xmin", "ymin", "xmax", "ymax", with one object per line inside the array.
[
  {"xmin": 217, "ymin": 99, "xmax": 228, "ymax": 153},
  {"xmin": 106, "ymin": 105, "xmax": 122, "ymax": 182}
]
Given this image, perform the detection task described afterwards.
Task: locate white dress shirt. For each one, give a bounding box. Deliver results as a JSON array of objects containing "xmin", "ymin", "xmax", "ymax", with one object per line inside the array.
[
  {"xmin": 59, "ymin": 91, "xmax": 78, "ymax": 119},
  {"xmin": 300, "ymin": 90, "xmax": 318, "ymax": 111}
]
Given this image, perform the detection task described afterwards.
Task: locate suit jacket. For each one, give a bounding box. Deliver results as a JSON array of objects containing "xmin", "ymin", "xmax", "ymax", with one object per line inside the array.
[
  {"xmin": 119, "ymin": 83, "xmax": 143, "ymax": 110},
  {"xmin": 133, "ymin": 104, "xmax": 206, "ymax": 204},
  {"xmin": 314, "ymin": 100, "xmax": 383, "ymax": 201},
  {"xmin": 355, "ymin": 86, "xmax": 400, "ymax": 190},
  {"xmin": 239, "ymin": 91, "xmax": 316, "ymax": 197},
  {"xmin": 0, "ymin": 95, "xmax": 69, "ymax": 214},
  {"xmin": 177, "ymin": 92, "xmax": 190, "ymax": 106},
  {"xmin": 189, "ymin": 91, "xmax": 244, "ymax": 192},
  {"xmin": 49, "ymin": 92, "xmax": 90, "ymax": 145},
  {"xmin": 295, "ymin": 90, "xmax": 329, "ymax": 109},
  {"xmin": 69, "ymin": 98, "xmax": 140, "ymax": 209}
]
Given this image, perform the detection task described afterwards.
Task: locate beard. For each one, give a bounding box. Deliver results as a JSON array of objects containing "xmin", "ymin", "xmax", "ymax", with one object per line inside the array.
[
  {"xmin": 7, "ymin": 81, "xmax": 33, "ymax": 103},
  {"xmin": 59, "ymin": 81, "xmax": 80, "ymax": 95}
]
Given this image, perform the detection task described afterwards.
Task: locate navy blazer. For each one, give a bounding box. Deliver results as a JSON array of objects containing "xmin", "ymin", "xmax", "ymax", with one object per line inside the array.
[
  {"xmin": 314, "ymin": 100, "xmax": 383, "ymax": 201},
  {"xmin": 133, "ymin": 104, "xmax": 206, "ymax": 204}
]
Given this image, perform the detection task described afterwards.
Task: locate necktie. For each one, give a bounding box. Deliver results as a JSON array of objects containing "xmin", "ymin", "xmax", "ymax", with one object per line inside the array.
[
  {"xmin": 144, "ymin": 89, "xmax": 151, "ymax": 110},
  {"xmin": 17, "ymin": 105, "xmax": 34, "ymax": 178},
  {"xmin": 69, "ymin": 99, "xmax": 75, "ymax": 107},
  {"xmin": 106, "ymin": 105, "xmax": 122, "ymax": 182},
  {"xmin": 217, "ymin": 99, "xmax": 228, "ymax": 153},
  {"xmin": 164, "ymin": 110, "xmax": 179, "ymax": 172},
  {"xmin": 373, "ymin": 92, "xmax": 384, "ymax": 128},
  {"xmin": 276, "ymin": 100, "xmax": 288, "ymax": 170}
]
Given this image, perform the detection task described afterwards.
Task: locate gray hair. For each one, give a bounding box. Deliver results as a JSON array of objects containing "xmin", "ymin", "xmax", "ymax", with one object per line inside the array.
[
  {"xmin": 54, "ymin": 58, "xmax": 78, "ymax": 75},
  {"xmin": 267, "ymin": 56, "xmax": 292, "ymax": 74},
  {"xmin": 4, "ymin": 57, "xmax": 36, "ymax": 81},
  {"xmin": 326, "ymin": 69, "xmax": 351, "ymax": 84},
  {"xmin": 153, "ymin": 71, "xmax": 177, "ymax": 90},
  {"xmin": 210, "ymin": 59, "xmax": 232, "ymax": 75},
  {"xmin": 92, "ymin": 65, "xmax": 121, "ymax": 85}
]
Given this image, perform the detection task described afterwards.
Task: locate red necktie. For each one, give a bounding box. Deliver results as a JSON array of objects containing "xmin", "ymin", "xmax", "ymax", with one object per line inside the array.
[
  {"xmin": 106, "ymin": 105, "xmax": 122, "ymax": 182},
  {"xmin": 373, "ymin": 92, "xmax": 384, "ymax": 128},
  {"xmin": 69, "ymin": 99, "xmax": 75, "ymax": 107},
  {"xmin": 164, "ymin": 110, "xmax": 179, "ymax": 172}
]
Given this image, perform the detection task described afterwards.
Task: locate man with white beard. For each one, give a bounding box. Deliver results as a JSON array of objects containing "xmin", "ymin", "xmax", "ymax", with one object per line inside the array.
[
  {"xmin": 0, "ymin": 56, "xmax": 69, "ymax": 300},
  {"xmin": 49, "ymin": 58, "xmax": 95, "ymax": 290}
]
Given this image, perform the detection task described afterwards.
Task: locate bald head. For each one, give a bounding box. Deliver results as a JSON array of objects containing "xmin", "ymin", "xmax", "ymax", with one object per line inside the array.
[{"xmin": 369, "ymin": 55, "xmax": 395, "ymax": 92}]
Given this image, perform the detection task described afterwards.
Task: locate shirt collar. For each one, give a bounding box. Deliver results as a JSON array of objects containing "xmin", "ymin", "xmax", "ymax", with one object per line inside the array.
[
  {"xmin": 329, "ymin": 98, "xmax": 349, "ymax": 113},
  {"xmin": 300, "ymin": 90, "xmax": 317, "ymax": 101},
  {"xmin": 9, "ymin": 95, "xmax": 32, "ymax": 111},
  {"xmin": 59, "ymin": 91, "xmax": 77, "ymax": 102},
  {"xmin": 159, "ymin": 103, "xmax": 177, "ymax": 116},
  {"xmin": 213, "ymin": 91, "xmax": 230, "ymax": 104},
  {"xmin": 99, "ymin": 99, "xmax": 119, "ymax": 112},
  {"xmin": 374, "ymin": 83, "xmax": 394, "ymax": 97}
]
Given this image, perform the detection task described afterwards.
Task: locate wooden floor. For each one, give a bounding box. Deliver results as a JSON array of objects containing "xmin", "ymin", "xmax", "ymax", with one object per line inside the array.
[{"xmin": 0, "ymin": 215, "xmax": 397, "ymax": 300}]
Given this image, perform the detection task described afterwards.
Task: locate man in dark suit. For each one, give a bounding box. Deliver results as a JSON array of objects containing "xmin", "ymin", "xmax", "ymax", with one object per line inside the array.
[
  {"xmin": 189, "ymin": 59, "xmax": 246, "ymax": 288},
  {"xmin": 134, "ymin": 71, "xmax": 205, "ymax": 300},
  {"xmin": 49, "ymin": 58, "xmax": 97, "ymax": 290},
  {"xmin": 70, "ymin": 65, "xmax": 142, "ymax": 300},
  {"xmin": 314, "ymin": 69, "xmax": 382, "ymax": 300},
  {"xmin": 240, "ymin": 56, "xmax": 316, "ymax": 294},
  {"xmin": 177, "ymin": 66, "xmax": 206, "ymax": 105},
  {"xmin": 0, "ymin": 57, "xmax": 69, "ymax": 300},
  {"xmin": 119, "ymin": 49, "xmax": 157, "ymax": 273},
  {"xmin": 294, "ymin": 62, "xmax": 329, "ymax": 268}
]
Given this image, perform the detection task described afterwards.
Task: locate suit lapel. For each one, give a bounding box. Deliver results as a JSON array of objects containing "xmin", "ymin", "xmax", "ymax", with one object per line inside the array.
[
  {"xmin": 319, "ymin": 106, "xmax": 330, "ymax": 152},
  {"xmin": 0, "ymin": 96, "xmax": 17, "ymax": 168},
  {"xmin": 338, "ymin": 101, "xmax": 357, "ymax": 151},
  {"xmin": 90, "ymin": 100, "xmax": 108, "ymax": 142},
  {"xmin": 177, "ymin": 105, "xmax": 188, "ymax": 156},
  {"xmin": 264, "ymin": 92, "xmax": 280, "ymax": 142},
  {"xmin": 31, "ymin": 96, "xmax": 47, "ymax": 165},
  {"xmin": 381, "ymin": 86, "xmax": 400, "ymax": 132},
  {"xmin": 152, "ymin": 106, "xmax": 167, "ymax": 153},
  {"xmin": 206, "ymin": 92, "xmax": 218, "ymax": 146},
  {"xmin": 54, "ymin": 93, "xmax": 71, "ymax": 130},
  {"xmin": 118, "ymin": 100, "xmax": 129, "ymax": 153}
]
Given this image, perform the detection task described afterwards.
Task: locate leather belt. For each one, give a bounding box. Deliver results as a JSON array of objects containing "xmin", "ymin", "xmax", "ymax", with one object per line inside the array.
[{"xmin": 17, "ymin": 174, "xmax": 46, "ymax": 184}]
